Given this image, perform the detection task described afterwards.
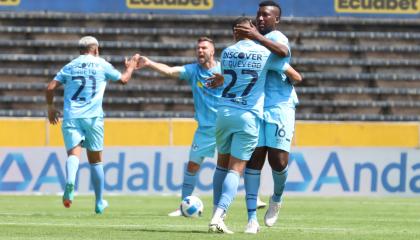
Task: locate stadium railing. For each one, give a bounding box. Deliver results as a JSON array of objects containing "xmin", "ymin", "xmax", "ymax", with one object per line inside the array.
[
  {"xmin": 0, "ymin": 109, "xmax": 195, "ymax": 118},
  {"xmin": 0, "ymin": 82, "xmax": 192, "ymax": 93},
  {"xmin": 2, "ymin": 109, "xmax": 419, "ymax": 121},
  {"xmin": 4, "ymin": 82, "xmax": 420, "ymax": 96},
  {"xmin": 295, "ymin": 113, "xmax": 420, "ymax": 121},
  {"xmin": 1, "ymin": 54, "xmax": 419, "ymax": 67},
  {"xmin": 4, "ymin": 95, "xmax": 420, "ymax": 109},
  {"xmin": 0, "ymin": 95, "xmax": 194, "ymax": 105},
  {"xmin": 1, "ymin": 26, "xmax": 420, "ymax": 40},
  {"xmin": 0, "ymin": 67, "xmax": 162, "ymax": 78},
  {"xmin": 1, "ymin": 68, "xmax": 418, "ymax": 82},
  {"xmin": 1, "ymin": 39, "xmax": 419, "ymax": 54}
]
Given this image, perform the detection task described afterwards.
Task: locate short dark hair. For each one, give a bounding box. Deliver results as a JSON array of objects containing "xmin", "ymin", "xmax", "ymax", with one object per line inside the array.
[
  {"xmin": 232, "ymin": 17, "xmax": 252, "ymax": 30},
  {"xmin": 259, "ymin": 0, "xmax": 282, "ymax": 18},
  {"xmin": 197, "ymin": 36, "xmax": 214, "ymax": 47},
  {"xmin": 79, "ymin": 45, "xmax": 97, "ymax": 54}
]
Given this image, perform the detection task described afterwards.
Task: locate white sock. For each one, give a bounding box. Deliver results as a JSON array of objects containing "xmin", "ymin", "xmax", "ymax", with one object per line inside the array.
[{"xmin": 211, "ymin": 207, "xmax": 225, "ymax": 224}]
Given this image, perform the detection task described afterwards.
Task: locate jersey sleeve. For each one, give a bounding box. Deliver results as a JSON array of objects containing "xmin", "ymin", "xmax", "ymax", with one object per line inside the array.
[
  {"xmin": 54, "ymin": 65, "xmax": 72, "ymax": 84},
  {"xmin": 266, "ymin": 31, "xmax": 291, "ymax": 55},
  {"xmin": 103, "ymin": 61, "xmax": 122, "ymax": 82},
  {"xmin": 179, "ymin": 64, "xmax": 194, "ymax": 84},
  {"xmin": 266, "ymin": 54, "xmax": 290, "ymax": 72}
]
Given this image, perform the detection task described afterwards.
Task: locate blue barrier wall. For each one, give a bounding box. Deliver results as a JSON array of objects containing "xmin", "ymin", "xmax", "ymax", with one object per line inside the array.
[{"xmin": 0, "ymin": 0, "xmax": 419, "ymax": 18}]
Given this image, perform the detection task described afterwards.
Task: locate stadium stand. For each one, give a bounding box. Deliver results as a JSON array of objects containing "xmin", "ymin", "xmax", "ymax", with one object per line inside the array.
[{"xmin": 0, "ymin": 12, "xmax": 419, "ymax": 121}]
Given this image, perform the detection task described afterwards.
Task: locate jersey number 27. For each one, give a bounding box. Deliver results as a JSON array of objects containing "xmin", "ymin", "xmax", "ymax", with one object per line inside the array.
[{"xmin": 222, "ymin": 69, "xmax": 258, "ymax": 98}]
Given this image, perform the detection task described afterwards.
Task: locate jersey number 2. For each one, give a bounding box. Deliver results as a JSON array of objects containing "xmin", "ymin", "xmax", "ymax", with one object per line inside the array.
[{"xmin": 71, "ymin": 76, "xmax": 96, "ymax": 102}]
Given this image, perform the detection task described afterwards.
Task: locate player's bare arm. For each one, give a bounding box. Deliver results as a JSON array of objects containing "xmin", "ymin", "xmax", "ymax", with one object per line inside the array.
[
  {"xmin": 119, "ymin": 53, "xmax": 141, "ymax": 84},
  {"xmin": 45, "ymin": 80, "xmax": 62, "ymax": 125},
  {"xmin": 234, "ymin": 23, "xmax": 288, "ymax": 57},
  {"xmin": 138, "ymin": 56, "xmax": 183, "ymax": 79},
  {"xmin": 284, "ymin": 64, "xmax": 303, "ymax": 85}
]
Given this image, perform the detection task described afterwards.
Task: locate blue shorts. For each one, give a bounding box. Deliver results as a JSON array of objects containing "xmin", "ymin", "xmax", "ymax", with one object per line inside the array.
[
  {"xmin": 216, "ymin": 108, "xmax": 260, "ymax": 161},
  {"xmin": 61, "ymin": 117, "xmax": 104, "ymax": 151},
  {"xmin": 257, "ymin": 104, "xmax": 295, "ymax": 152},
  {"xmin": 189, "ymin": 126, "xmax": 216, "ymax": 164}
]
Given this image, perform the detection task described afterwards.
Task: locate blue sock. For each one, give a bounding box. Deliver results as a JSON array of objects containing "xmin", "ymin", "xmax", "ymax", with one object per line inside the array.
[
  {"xmin": 66, "ymin": 155, "xmax": 79, "ymax": 185},
  {"xmin": 245, "ymin": 168, "xmax": 261, "ymax": 221},
  {"xmin": 90, "ymin": 163, "xmax": 104, "ymax": 205},
  {"xmin": 272, "ymin": 167, "xmax": 288, "ymax": 203},
  {"xmin": 212, "ymin": 166, "xmax": 228, "ymax": 207},
  {"xmin": 218, "ymin": 170, "xmax": 240, "ymax": 211},
  {"xmin": 181, "ymin": 170, "xmax": 197, "ymax": 199}
]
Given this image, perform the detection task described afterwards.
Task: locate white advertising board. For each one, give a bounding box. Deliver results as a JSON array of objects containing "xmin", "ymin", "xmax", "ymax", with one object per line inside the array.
[{"xmin": 0, "ymin": 147, "xmax": 419, "ymax": 196}]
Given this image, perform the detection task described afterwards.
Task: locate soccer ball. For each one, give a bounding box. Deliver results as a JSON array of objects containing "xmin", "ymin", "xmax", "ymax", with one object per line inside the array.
[{"xmin": 180, "ymin": 196, "xmax": 203, "ymax": 218}]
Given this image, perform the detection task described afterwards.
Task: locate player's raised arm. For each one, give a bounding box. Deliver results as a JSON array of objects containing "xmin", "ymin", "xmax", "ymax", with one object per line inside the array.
[
  {"xmin": 45, "ymin": 80, "xmax": 62, "ymax": 125},
  {"xmin": 234, "ymin": 22, "xmax": 288, "ymax": 57},
  {"xmin": 119, "ymin": 54, "xmax": 141, "ymax": 85},
  {"xmin": 138, "ymin": 56, "xmax": 183, "ymax": 79}
]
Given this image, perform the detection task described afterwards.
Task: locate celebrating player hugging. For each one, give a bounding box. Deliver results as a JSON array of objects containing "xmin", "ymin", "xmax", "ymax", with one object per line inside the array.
[{"xmin": 208, "ymin": 16, "xmax": 301, "ymax": 234}]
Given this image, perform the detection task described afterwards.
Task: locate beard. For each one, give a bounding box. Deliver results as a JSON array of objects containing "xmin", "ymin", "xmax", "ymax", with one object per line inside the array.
[{"xmin": 198, "ymin": 55, "xmax": 210, "ymax": 64}]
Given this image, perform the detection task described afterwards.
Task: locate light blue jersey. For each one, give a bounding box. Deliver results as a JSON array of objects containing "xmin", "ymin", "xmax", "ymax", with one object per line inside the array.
[
  {"xmin": 256, "ymin": 31, "xmax": 298, "ymax": 151},
  {"xmin": 54, "ymin": 55, "xmax": 122, "ymax": 120},
  {"xmin": 216, "ymin": 40, "xmax": 289, "ymax": 160},
  {"xmin": 219, "ymin": 39, "xmax": 289, "ymax": 119},
  {"xmin": 179, "ymin": 62, "xmax": 222, "ymax": 127},
  {"xmin": 264, "ymin": 30, "xmax": 299, "ymax": 107}
]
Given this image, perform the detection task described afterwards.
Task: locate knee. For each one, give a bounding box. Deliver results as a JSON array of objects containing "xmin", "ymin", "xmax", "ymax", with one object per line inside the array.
[
  {"xmin": 187, "ymin": 161, "xmax": 200, "ymax": 173},
  {"xmin": 246, "ymin": 157, "xmax": 265, "ymax": 170},
  {"xmin": 246, "ymin": 147, "xmax": 267, "ymax": 170},
  {"xmin": 217, "ymin": 153, "xmax": 230, "ymax": 169},
  {"xmin": 87, "ymin": 150, "xmax": 102, "ymax": 164},
  {"xmin": 268, "ymin": 150, "xmax": 289, "ymax": 172}
]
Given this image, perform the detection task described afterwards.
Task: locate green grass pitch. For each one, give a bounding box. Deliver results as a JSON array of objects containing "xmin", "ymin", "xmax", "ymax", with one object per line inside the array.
[{"xmin": 0, "ymin": 195, "xmax": 419, "ymax": 240}]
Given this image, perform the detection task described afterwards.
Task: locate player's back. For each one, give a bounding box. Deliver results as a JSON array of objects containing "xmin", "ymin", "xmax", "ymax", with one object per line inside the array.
[
  {"xmin": 55, "ymin": 55, "xmax": 121, "ymax": 120},
  {"xmin": 219, "ymin": 39, "xmax": 285, "ymax": 118}
]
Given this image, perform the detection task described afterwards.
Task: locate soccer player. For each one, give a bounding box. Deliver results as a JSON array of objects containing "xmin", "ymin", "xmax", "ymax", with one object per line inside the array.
[
  {"xmin": 208, "ymin": 17, "xmax": 301, "ymax": 234},
  {"xmin": 137, "ymin": 37, "xmax": 227, "ymax": 217},
  {"xmin": 45, "ymin": 36, "xmax": 140, "ymax": 214},
  {"xmin": 234, "ymin": 0, "xmax": 303, "ymax": 230}
]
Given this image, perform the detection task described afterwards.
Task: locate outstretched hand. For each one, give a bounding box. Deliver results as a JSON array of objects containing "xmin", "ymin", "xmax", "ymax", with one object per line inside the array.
[
  {"xmin": 125, "ymin": 54, "xmax": 141, "ymax": 70},
  {"xmin": 136, "ymin": 56, "xmax": 151, "ymax": 69},
  {"xmin": 206, "ymin": 73, "xmax": 224, "ymax": 88},
  {"xmin": 234, "ymin": 21, "xmax": 261, "ymax": 40},
  {"xmin": 47, "ymin": 106, "xmax": 61, "ymax": 125}
]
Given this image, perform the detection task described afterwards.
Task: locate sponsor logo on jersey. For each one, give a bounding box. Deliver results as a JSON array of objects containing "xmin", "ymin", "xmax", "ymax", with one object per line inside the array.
[
  {"xmin": 222, "ymin": 51, "xmax": 263, "ymax": 61},
  {"xmin": 222, "ymin": 51, "xmax": 264, "ymax": 69},
  {"xmin": 335, "ymin": 0, "xmax": 419, "ymax": 14},
  {"xmin": 127, "ymin": 0, "xmax": 213, "ymax": 10}
]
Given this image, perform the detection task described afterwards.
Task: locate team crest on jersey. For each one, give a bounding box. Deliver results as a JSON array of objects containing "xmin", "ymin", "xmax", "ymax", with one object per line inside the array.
[
  {"xmin": 192, "ymin": 144, "xmax": 199, "ymax": 151},
  {"xmin": 196, "ymin": 81, "xmax": 204, "ymax": 88}
]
